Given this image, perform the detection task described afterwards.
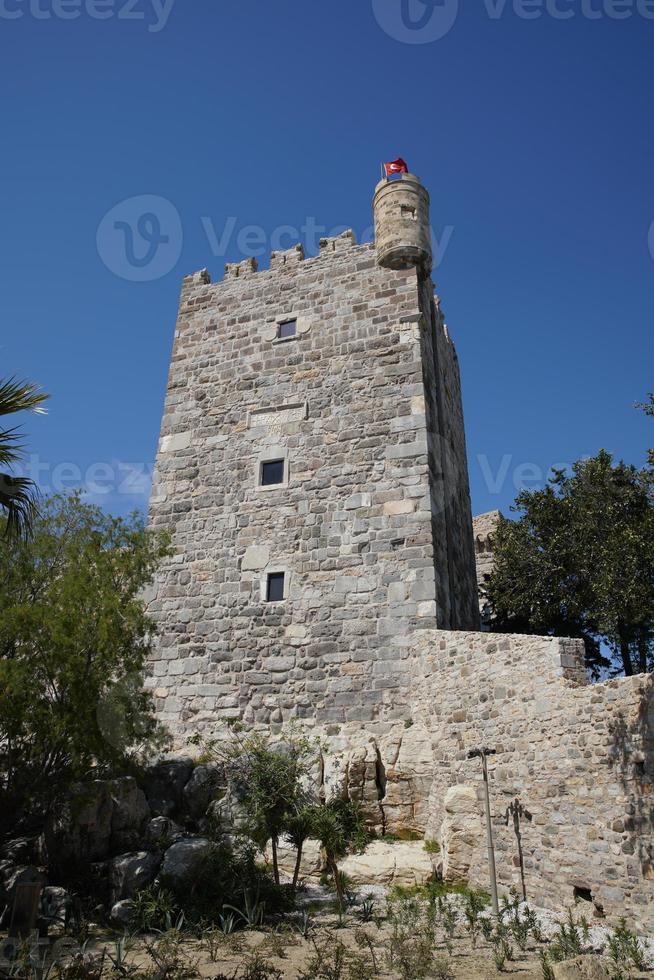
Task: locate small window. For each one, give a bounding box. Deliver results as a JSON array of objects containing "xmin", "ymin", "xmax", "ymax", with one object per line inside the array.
[
  {"xmin": 266, "ymin": 572, "xmax": 285, "ymax": 602},
  {"xmin": 261, "ymin": 459, "xmax": 285, "ymax": 486},
  {"xmin": 277, "ymin": 319, "xmax": 297, "ymax": 340}
]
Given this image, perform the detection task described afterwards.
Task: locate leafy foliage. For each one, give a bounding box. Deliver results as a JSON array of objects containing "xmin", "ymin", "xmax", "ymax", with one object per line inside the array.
[
  {"xmin": 484, "ymin": 450, "xmax": 654, "ymax": 675},
  {"xmin": 0, "ymin": 493, "xmax": 171, "ymax": 831}
]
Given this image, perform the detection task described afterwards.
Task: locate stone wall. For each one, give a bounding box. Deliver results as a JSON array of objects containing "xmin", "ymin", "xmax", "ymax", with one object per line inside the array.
[
  {"xmin": 146, "ymin": 233, "xmax": 478, "ymax": 735},
  {"xmin": 306, "ymin": 631, "xmax": 653, "ymax": 931}
]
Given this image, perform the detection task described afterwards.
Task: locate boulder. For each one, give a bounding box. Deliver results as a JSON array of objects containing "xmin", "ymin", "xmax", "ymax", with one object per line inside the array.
[
  {"xmin": 338, "ymin": 841, "xmax": 434, "ymax": 888},
  {"xmin": 142, "ymin": 759, "xmax": 193, "ymax": 817},
  {"xmin": 110, "ymin": 900, "xmax": 135, "ymax": 929},
  {"xmin": 270, "ymin": 838, "xmax": 325, "ymax": 880},
  {"xmin": 144, "ymin": 816, "xmax": 184, "ymax": 850},
  {"xmin": 182, "ymin": 764, "xmax": 225, "ymax": 821},
  {"xmin": 109, "ymin": 778, "xmax": 150, "ymax": 852},
  {"xmin": 110, "ymin": 851, "xmax": 160, "ymax": 902},
  {"xmin": 552, "ymin": 956, "xmax": 611, "ymax": 980},
  {"xmin": 44, "ymin": 781, "xmax": 114, "ymax": 866},
  {"xmin": 440, "ymin": 785, "xmax": 482, "ymax": 883},
  {"xmin": 160, "ymin": 837, "xmax": 212, "ymax": 886},
  {"xmin": 40, "ymin": 886, "xmax": 70, "ymax": 929}
]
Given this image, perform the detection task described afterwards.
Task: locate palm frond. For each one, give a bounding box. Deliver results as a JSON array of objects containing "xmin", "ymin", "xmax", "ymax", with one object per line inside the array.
[
  {"xmin": 0, "ymin": 377, "xmax": 48, "ymax": 418},
  {"xmin": 0, "ymin": 473, "xmax": 40, "ymax": 539}
]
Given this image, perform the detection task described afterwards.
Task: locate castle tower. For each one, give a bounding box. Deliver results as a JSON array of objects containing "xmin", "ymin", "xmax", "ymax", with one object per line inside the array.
[
  {"xmin": 146, "ymin": 171, "xmax": 479, "ymax": 737},
  {"xmin": 373, "ymin": 172, "xmax": 432, "ymax": 272}
]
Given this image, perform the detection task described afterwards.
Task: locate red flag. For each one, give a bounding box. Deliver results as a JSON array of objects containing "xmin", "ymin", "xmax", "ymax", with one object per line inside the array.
[{"xmin": 384, "ymin": 158, "xmax": 409, "ymax": 177}]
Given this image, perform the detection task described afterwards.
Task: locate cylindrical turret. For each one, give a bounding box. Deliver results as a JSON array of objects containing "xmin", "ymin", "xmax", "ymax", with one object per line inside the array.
[{"xmin": 373, "ymin": 173, "xmax": 432, "ymax": 272}]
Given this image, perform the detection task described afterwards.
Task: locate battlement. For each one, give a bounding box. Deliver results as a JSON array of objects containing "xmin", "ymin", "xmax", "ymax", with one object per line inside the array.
[{"xmin": 180, "ymin": 230, "xmax": 367, "ymax": 303}]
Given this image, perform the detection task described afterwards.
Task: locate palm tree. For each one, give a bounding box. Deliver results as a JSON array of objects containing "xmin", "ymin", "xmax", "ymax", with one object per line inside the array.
[{"xmin": 0, "ymin": 377, "xmax": 48, "ymax": 537}]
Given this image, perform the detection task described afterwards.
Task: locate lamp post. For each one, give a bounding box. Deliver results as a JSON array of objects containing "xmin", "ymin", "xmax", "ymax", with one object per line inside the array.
[{"xmin": 468, "ymin": 746, "xmax": 499, "ymax": 916}]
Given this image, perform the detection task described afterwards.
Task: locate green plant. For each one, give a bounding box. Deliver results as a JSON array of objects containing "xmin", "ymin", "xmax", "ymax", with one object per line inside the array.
[
  {"xmin": 464, "ymin": 889, "xmax": 487, "ymax": 948},
  {"xmin": 492, "ymin": 938, "xmax": 512, "ymax": 972},
  {"xmin": 0, "ymin": 376, "xmax": 48, "ymax": 539},
  {"xmin": 386, "ymin": 898, "xmax": 435, "ymax": 980},
  {"xmin": 213, "ymin": 952, "xmax": 284, "ymax": 980},
  {"xmin": 0, "ymin": 493, "xmax": 171, "ymax": 837},
  {"xmin": 131, "ymin": 886, "xmax": 179, "ymax": 934},
  {"xmin": 539, "ymin": 949, "xmax": 555, "ymax": 980},
  {"xmin": 356, "ymin": 897, "xmax": 375, "ymax": 922},
  {"xmin": 224, "ymin": 889, "xmax": 265, "ymax": 930},
  {"xmin": 524, "ymin": 905, "xmax": 545, "ymax": 944},
  {"xmin": 423, "ymin": 839, "xmax": 440, "ymax": 854},
  {"xmin": 311, "ymin": 801, "xmax": 367, "ymax": 905},
  {"xmin": 293, "ymin": 910, "xmax": 313, "ymax": 939},
  {"xmin": 549, "ymin": 908, "xmax": 584, "ymax": 962},
  {"xmin": 143, "ymin": 930, "xmax": 199, "ymax": 980},
  {"xmin": 438, "ymin": 896, "xmax": 458, "ymax": 955},
  {"xmin": 607, "ymin": 917, "xmax": 646, "ymax": 976}
]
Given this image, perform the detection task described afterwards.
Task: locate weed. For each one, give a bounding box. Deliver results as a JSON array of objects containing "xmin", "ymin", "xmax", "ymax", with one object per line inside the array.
[
  {"xmin": 492, "ymin": 938, "xmax": 513, "ymax": 972},
  {"xmin": 292, "ymin": 910, "xmax": 313, "ymax": 940},
  {"xmin": 423, "ymin": 839, "xmax": 441, "ymax": 854}
]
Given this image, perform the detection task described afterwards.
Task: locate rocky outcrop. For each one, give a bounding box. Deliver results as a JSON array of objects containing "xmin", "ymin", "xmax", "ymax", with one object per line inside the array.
[
  {"xmin": 339, "ymin": 841, "xmax": 434, "ymax": 888},
  {"xmin": 440, "ymin": 785, "xmax": 482, "ymax": 883},
  {"xmin": 142, "ymin": 759, "xmax": 194, "ymax": 818},
  {"xmin": 182, "ymin": 764, "xmax": 225, "ymax": 821}
]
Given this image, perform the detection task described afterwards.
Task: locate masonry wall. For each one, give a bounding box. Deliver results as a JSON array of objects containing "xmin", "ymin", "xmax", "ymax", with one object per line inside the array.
[
  {"xmin": 407, "ymin": 631, "xmax": 654, "ymax": 930},
  {"xmin": 146, "ymin": 235, "xmax": 478, "ymax": 735}
]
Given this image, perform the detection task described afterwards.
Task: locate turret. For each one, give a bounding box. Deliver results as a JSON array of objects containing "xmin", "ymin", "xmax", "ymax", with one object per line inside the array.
[{"xmin": 373, "ymin": 172, "xmax": 432, "ymax": 273}]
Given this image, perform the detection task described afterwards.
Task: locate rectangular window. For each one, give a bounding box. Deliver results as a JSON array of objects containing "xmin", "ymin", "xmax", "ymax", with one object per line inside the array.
[
  {"xmin": 277, "ymin": 319, "xmax": 297, "ymax": 340},
  {"xmin": 261, "ymin": 459, "xmax": 285, "ymax": 486},
  {"xmin": 266, "ymin": 572, "xmax": 285, "ymax": 602}
]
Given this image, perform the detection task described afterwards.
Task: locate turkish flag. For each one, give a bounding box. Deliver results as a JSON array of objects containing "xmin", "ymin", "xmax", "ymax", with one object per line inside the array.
[{"xmin": 384, "ymin": 158, "xmax": 409, "ymax": 177}]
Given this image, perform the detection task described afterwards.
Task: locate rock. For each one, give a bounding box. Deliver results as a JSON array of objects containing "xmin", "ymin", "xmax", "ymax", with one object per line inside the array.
[
  {"xmin": 338, "ymin": 840, "xmax": 434, "ymax": 887},
  {"xmin": 182, "ymin": 764, "xmax": 225, "ymax": 821},
  {"xmin": 379, "ymin": 726, "xmax": 434, "ymax": 837},
  {"xmin": 109, "ymin": 778, "xmax": 150, "ymax": 852},
  {"xmin": 0, "ymin": 838, "xmax": 40, "ymax": 865},
  {"xmin": 440, "ymin": 785, "xmax": 482, "ymax": 883},
  {"xmin": 144, "ymin": 816, "xmax": 184, "ymax": 849},
  {"xmin": 110, "ymin": 900, "xmax": 135, "ymax": 929},
  {"xmin": 271, "ymin": 838, "xmax": 325, "ymax": 880},
  {"xmin": 40, "ymin": 886, "xmax": 70, "ymax": 929},
  {"xmin": 552, "ymin": 956, "xmax": 611, "ymax": 980},
  {"xmin": 160, "ymin": 837, "xmax": 212, "ymax": 886},
  {"xmin": 142, "ymin": 759, "xmax": 193, "ymax": 817},
  {"xmin": 110, "ymin": 851, "xmax": 160, "ymax": 902},
  {"xmin": 44, "ymin": 781, "xmax": 114, "ymax": 866}
]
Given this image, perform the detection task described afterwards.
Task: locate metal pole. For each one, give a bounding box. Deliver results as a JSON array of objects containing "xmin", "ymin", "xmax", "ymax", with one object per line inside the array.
[{"xmin": 481, "ymin": 751, "xmax": 500, "ymax": 917}]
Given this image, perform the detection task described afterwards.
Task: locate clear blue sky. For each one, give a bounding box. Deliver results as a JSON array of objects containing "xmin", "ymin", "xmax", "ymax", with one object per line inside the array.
[{"xmin": 3, "ymin": 0, "xmax": 653, "ymax": 518}]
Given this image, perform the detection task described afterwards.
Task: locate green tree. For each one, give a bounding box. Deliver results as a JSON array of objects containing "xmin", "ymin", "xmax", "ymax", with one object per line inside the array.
[
  {"xmin": 484, "ymin": 451, "xmax": 654, "ymax": 677},
  {"xmin": 0, "ymin": 377, "xmax": 48, "ymax": 537},
  {"xmin": 311, "ymin": 799, "xmax": 366, "ymax": 905},
  {"xmin": 195, "ymin": 727, "xmax": 316, "ymax": 886},
  {"xmin": 0, "ymin": 493, "xmax": 171, "ymax": 830}
]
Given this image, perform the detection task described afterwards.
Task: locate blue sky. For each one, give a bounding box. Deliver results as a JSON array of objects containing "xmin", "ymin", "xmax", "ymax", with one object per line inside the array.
[{"xmin": 2, "ymin": 0, "xmax": 653, "ymax": 518}]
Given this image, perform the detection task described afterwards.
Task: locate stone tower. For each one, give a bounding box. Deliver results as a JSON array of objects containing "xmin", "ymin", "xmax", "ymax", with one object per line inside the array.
[{"xmin": 146, "ymin": 170, "xmax": 479, "ymax": 737}]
